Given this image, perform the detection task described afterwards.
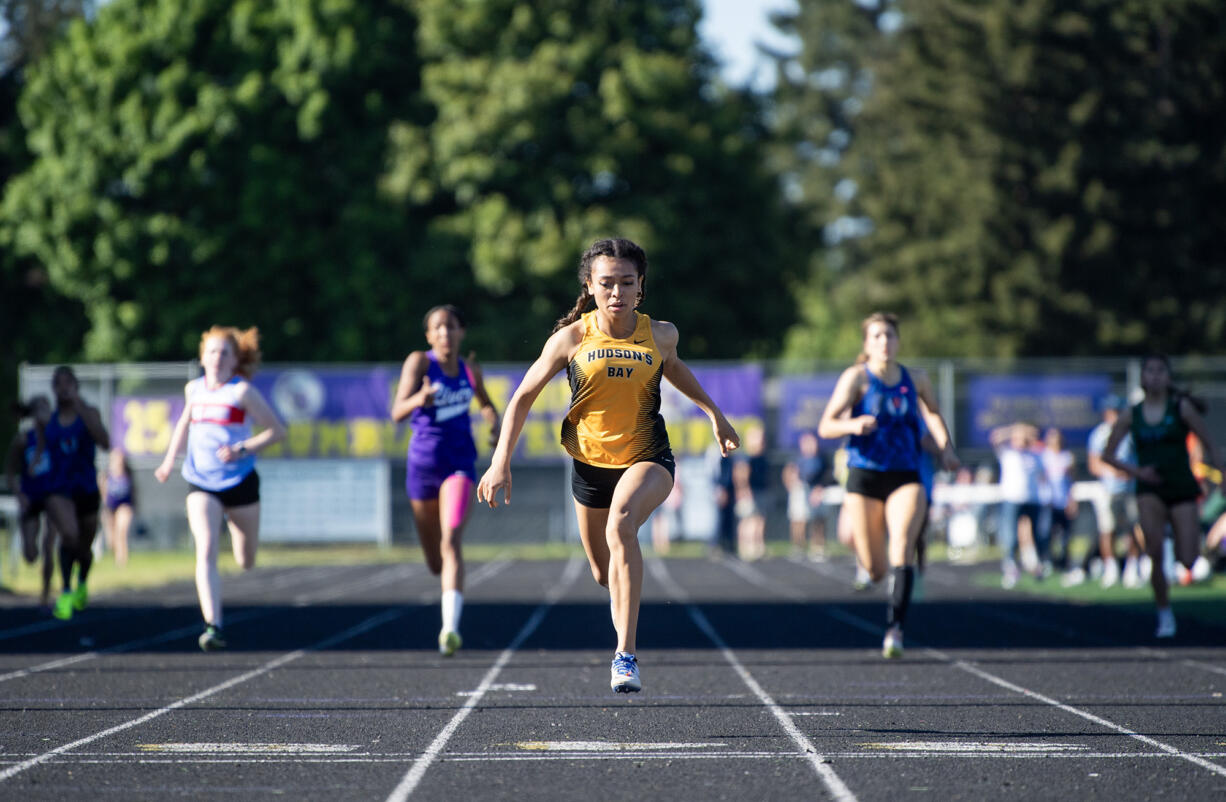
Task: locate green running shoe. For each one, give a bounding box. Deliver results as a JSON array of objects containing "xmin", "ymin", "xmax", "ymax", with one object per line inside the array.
[
  {"xmin": 438, "ymin": 630, "xmax": 462, "ymax": 657},
  {"xmin": 198, "ymin": 624, "xmax": 227, "ymax": 652},
  {"xmin": 52, "ymin": 591, "xmax": 75, "ymax": 621},
  {"xmin": 71, "ymin": 582, "xmax": 89, "ymax": 612}
]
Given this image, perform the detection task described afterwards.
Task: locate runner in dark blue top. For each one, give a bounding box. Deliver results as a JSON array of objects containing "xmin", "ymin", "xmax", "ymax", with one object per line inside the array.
[
  {"xmin": 43, "ymin": 366, "xmax": 111, "ymax": 621},
  {"xmin": 5, "ymin": 395, "xmax": 58, "ymax": 608},
  {"xmin": 819, "ymin": 313, "xmax": 958, "ymax": 659}
]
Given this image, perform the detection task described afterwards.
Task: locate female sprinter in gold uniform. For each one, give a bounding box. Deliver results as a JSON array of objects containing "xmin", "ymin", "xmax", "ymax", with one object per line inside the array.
[{"xmin": 478, "ymin": 238, "xmax": 740, "ymax": 693}]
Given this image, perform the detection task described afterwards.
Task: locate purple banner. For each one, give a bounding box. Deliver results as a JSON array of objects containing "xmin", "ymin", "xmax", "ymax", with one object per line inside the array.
[
  {"xmin": 111, "ymin": 364, "xmax": 765, "ymax": 461},
  {"xmin": 968, "ymin": 374, "xmax": 1112, "ymax": 447},
  {"xmin": 776, "ymin": 374, "xmax": 842, "ymax": 452}
]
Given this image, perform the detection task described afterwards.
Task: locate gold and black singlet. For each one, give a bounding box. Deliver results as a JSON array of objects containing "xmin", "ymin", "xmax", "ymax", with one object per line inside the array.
[{"xmin": 561, "ymin": 311, "xmax": 670, "ymax": 468}]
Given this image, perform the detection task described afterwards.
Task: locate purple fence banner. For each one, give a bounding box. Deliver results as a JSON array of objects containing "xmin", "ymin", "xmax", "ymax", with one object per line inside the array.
[
  {"xmin": 968, "ymin": 374, "xmax": 1112, "ymax": 447},
  {"xmin": 111, "ymin": 363, "xmax": 765, "ymax": 461},
  {"xmin": 776, "ymin": 374, "xmax": 842, "ymax": 451}
]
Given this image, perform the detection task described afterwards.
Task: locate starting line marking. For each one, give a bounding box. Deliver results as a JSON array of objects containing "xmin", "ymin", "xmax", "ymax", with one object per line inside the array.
[
  {"xmin": 457, "ymin": 683, "xmax": 537, "ymax": 696},
  {"xmin": 137, "ymin": 743, "xmax": 361, "ymax": 754},
  {"xmin": 862, "ymin": 741, "xmax": 1087, "ymax": 753},
  {"xmin": 514, "ymin": 741, "xmax": 727, "ymax": 752}
]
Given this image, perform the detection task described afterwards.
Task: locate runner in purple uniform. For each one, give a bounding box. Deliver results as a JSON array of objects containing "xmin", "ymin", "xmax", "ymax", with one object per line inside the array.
[
  {"xmin": 99, "ymin": 448, "xmax": 136, "ymax": 567},
  {"xmin": 391, "ymin": 305, "xmax": 500, "ymax": 656}
]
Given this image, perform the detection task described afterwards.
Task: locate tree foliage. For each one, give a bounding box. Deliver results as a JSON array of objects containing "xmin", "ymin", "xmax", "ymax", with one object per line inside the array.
[
  {"xmin": 1, "ymin": 0, "xmax": 799, "ymax": 368},
  {"xmin": 773, "ymin": 0, "xmax": 1226, "ymax": 359}
]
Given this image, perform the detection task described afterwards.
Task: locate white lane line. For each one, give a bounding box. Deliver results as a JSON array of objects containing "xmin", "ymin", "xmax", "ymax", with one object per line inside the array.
[
  {"xmin": 944, "ymin": 653, "xmax": 1226, "ymax": 778},
  {"xmin": 21, "ymin": 749, "xmax": 1226, "ymax": 766},
  {"xmin": 136, "ymin": 742, "xmax": 362, "ymax": 753},
  {"xmin": 384, "ymin": 556, "xmax": 584, "ymax": 802},
  {"xmin": 0, "ymin": 605, "xmax": 407, "ymax": 783},
  {"xmin": 649, "ymin": 558, "xmax": 858, "ymax": 802},
  {"xmin": 752, "ymin": 559, "xmax": 1226, "ymax": 779},
  {"xmin": 0, "ymin": 558, "xmax": 483, "ymax": 685},
  {"xmin": 515, "ymin": 741, "xmax": 727, "ymax": 751},
  {"xmin": 0, "ymin": 609, "xmax": 264, "ymax": 685}
]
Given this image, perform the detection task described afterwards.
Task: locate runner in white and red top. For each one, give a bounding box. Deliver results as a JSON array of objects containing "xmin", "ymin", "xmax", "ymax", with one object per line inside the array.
[{"xmin": 156, "ymin": 326, "xmax": 285, "ymax": 651}]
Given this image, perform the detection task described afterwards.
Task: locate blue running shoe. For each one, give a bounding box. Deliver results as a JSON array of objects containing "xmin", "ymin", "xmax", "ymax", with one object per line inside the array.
[{"xmin": 610, "ymin": 652, "xmax": 641, "ymax": 693}]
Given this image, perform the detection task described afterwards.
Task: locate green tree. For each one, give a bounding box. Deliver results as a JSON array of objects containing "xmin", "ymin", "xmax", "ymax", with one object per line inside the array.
[
  {"xmin": 390, "ymin": 0, "xmax": 800, "ymax": 358},
  {"xmin": 3, "ymin": 0, "xmax": 800, "ymax": 369},
  {"xmin": 3, "ymin": 0, "xmax": 443, "ymax": 362},
  {"xmin": 773, "ymin": 0, "xmax": 1226, "ymax": 358}
]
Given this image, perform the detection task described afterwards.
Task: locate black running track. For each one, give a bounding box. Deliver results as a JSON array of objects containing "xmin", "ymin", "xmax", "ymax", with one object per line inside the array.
[{"xmin": 2, "ymin": 555, "xmax": 1224, "ymax": 801}]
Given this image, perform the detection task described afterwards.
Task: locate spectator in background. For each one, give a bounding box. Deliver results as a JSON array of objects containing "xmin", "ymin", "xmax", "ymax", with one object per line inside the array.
[
  {"xmin": 991, "ymin": 422, "xmax": 1049, "ymax": 588},
  {"xmin": 783, "ymin": 430, "xmax": 826, "ymax": 560},
  {"xmin": 1041, "ymin": 428, "xmax": 1077, "ymax": 576},
  {"xmin": 733, "ymin": 426, "xmax": 768, "ymax": 561},
  {"xmin": 708, "ymin": 441, "xmax": 737, "ymax": 556},
  {"xmin": 1080, "ymin": 394, "xmax": 1142, "ymax": 589}
]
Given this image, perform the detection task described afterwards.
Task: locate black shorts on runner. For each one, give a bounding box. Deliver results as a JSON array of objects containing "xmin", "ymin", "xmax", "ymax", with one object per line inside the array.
[
  {"xmin": 845, "ymin": 467, "xmax": 921, "ymax": 502},
  {"xmin": 188, "ymin": 470, "xmax": 260, "ymax": 508},
  {"xmin": 571, "ymin": 452, "xmax": 676, "ymax": 510},
  {"xmin": 73, "ymin": 491, "xmax": 101, "ymax": 517},
  {"xmin": 21, "ymin": 495, "xmax": 48, "ymax": 521}
]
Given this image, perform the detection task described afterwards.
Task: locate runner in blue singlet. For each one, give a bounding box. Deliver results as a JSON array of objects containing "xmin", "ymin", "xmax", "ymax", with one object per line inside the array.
[{"xmin": 819, "ymin": 313, "xmax": 959, "ymax": 659}]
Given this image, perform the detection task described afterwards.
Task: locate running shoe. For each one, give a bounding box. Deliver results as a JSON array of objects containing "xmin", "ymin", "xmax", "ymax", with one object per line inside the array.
[
  {"xmin": 52, "ymin": 591, "xmax": 75, "ymax": 621},
  {"xmin": 1060, "ymin": 567, "xmax": 1086, "ymax": 587},
  {"xmin": 1155, "ymin": 608, "xmax": 1176, "ymax": 639},
  {"xmin": 882, "ymin": 625, "xmax": 903, "ymax": 659},
  {"xmin": 438, "ymin": 630, "xmax": 462, "ymax": 657},
  {"xmin": 1100, "ymin": 558, "xmax": 1119, "ymax": 588},
  {"xmin": 1001, "ymin": 561, "xmax": 1020, "ymax": 590},
  {"xmin": 71, "ymin": 582, "xmax": 89, "ymax": 612},
  {"xmin": 198, "ymin": 624, "xmax": 227, "ymax": 651},
  {"xmin": 610, "ymin": 652, "xmax": 641, "ymax": 693},
  {"xmin": 852, "ymin": 565, "xmax": 874, "ymax": 591}
]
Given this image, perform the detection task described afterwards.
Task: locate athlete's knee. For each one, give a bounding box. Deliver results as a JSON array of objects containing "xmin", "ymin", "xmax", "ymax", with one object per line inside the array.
[
  {"xmin": 589, "ymin": 564, "xmax": 609, "ymax": 587},
  {"xmin": 425, "ymin": 555, "xmax": 444, "ymax": 575}
]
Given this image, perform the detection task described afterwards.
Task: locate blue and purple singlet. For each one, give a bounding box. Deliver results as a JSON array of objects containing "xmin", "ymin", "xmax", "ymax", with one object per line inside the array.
[{"xmin": 406, "ymin": 353, "xmax": 477, "ymax": 500}]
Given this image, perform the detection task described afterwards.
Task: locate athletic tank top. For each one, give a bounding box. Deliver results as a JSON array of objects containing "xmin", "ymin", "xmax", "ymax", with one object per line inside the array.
[
  {"xmin": 407, "ymin": 353, "xmax": 477, "ymax": 468},
  {"xmin": 182, "ymin": 375, "xmax": 255, "ymax": 491},
  {"xmin": 1130, "ymin": 397, "xmax": 1199, "ymax": 501},
  {"xmin": 105, "ymin": 471, "xmax": 133, "ymax": 505},
  {"xmin": 45, "ymin": 411, "xmax": 98, "ymax": 495},
  {"xmin": 20, "ymin": 429, "xmax": 53, "ymax": 499},
  {"xmin": 845, "ymin": 364, "xmax": 922, "ymax": 473},
  {"xmin": 561, "ymin": 311, "xmax": 670, "ymax": 468}
]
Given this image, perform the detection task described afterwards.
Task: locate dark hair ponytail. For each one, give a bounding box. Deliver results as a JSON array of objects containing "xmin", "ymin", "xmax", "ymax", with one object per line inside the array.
[{"xmin": 553, "ymin": 286, "xmax": 593, "ymax": 333}]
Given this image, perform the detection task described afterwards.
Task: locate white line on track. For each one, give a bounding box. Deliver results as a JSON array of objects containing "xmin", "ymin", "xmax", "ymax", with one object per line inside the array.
[
  {"xmin": 384, "ymin": 555, "xmax": 584, "ymax": 802},
  {"xmin": 0, "ymin": 604, "xmax": 407, "ymax": 783},
  {"xmin": 771, "ymin": 558, "xmax": 1226, "ymax": 779},
  {"xmin": 18, "ymin": 749, "xmax": 1226, "ymax": 766},
  {"xmin": 649, "ymin": 558, "xmax": 858, "ymax": 802},
  {"xmin": 0, "ymin": 562, "xmax": 433, "ymax": 686}
]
